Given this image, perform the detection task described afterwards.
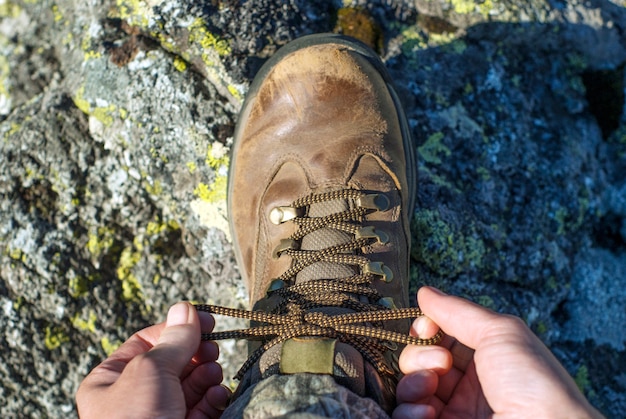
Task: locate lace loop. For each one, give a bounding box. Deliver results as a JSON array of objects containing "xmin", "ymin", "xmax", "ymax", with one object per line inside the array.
[{"xmin": 195, "ymin": 189, "xmax": 442, "ymax": 381}]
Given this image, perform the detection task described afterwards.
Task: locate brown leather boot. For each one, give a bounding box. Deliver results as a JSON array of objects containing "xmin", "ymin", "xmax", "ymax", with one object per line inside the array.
[{"xmin": 197, "ymin": 34, "xmax": 440, "ymax": 414}]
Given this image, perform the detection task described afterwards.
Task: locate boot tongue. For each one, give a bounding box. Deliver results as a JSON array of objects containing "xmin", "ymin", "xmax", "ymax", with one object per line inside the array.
[{"xmin": 296, "ymin": 197, "xmax": 356, "ymax": 283}]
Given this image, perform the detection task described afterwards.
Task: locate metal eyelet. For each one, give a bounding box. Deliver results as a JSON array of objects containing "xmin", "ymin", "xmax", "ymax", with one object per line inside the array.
[
  {"xmin": 272, "ymin": 238, "xmax": 297, "ymax": 259},
  {"xmin": 364, "ymin": 261, "xmax": 394, "ymax": 283},
  {"xmin": 269, "ymin": 206, "xmax": 298, "ymax": 225},
  {"xmin": 355, "ymin": 226, "xmax": 389, "ymax": 244},
  {"xmin": 356, "ymin": 193, "xmax": 390, "ymax": 211}
]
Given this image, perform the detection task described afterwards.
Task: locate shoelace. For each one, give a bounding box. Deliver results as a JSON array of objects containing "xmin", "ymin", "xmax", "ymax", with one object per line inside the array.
[{"xmin": 195, "ymin": 189, "xmax": 442, "ymax": 380}]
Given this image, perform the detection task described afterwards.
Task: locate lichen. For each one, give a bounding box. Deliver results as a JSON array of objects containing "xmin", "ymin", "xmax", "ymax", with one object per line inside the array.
[
  {"xmin": 87, "ymin": 226, "xmax": 115, "ymax": 258},
  {"xmin": 101, "ymin": 336, "xmax": 122, "ymax": 356},
  {"xmin": 412, "ymin": 209, "xmax": 485, "ymax": 277},
  {"xmin": 44, "ymin": 326, "xmax": 69, "ymax": 350},
  {"xmin": 418, "ymin": 132, "xmax": 451, "ymax": 164},
  {"xmin": 449, "ymin": 0, "xmax": 494, "ymax": 18},
  {"xmin": 71, "ymin": 310, "xmax": 97, "ymax": 333},
  {"xmin": 188, "ymin": 18, "xmax": 231, "ymax": 57},
  {"xmin": 116, "ymin": 247, "xmax": 144, "ymax": 302}
]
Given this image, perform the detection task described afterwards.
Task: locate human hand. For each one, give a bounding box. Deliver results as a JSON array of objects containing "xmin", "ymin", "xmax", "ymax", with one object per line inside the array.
[
  {"xmin": 393, "ymin": 287, "xmax": 603, "ymax": 419},
  {"xmin": 76, "ymin": 302, "xmax": 231, "ymax": 418}
]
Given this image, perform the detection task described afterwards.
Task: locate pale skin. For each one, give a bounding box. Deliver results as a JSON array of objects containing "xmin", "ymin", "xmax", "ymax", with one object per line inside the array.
[
  {"xmin": 76, "ymin": 302, "xmax": 231, "ymax": 419},
  {"xmin": 394, "ymin": 286, "xmax": 604, "ymax": 419},
  {"xmin": 76, "ymin": 289, "xmax": 603, "ymax": 418}
]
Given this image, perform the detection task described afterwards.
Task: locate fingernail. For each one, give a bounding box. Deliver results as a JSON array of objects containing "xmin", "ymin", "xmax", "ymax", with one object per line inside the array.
[
  {"xmin": 416, "ymin": 316, "xmax": 428, "ymax": 337},
  {"xmin": 167, "ymin": 302, "xmax": 190, "ymax": 327}
]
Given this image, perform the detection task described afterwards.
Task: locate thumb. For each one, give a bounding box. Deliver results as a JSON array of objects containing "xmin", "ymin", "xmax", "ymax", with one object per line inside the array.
[
  {"xmin": 149, "ymin": 302, "xmax": 201, "ymax": 376},
  {"xmin": 417, "ymin": 286, "xmax": 498, "ymax": 350}
]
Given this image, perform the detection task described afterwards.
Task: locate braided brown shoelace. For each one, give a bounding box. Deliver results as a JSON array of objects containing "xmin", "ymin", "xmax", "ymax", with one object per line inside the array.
[{"xmin": 196, "ymin": 189, "xmax": 442, "ymax": 380}]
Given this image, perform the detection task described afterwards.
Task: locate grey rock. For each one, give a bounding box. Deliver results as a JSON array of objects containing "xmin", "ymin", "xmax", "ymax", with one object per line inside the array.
[{"xmin": 1, "ymin": 0, "xmax": 625, "ymax": 417}]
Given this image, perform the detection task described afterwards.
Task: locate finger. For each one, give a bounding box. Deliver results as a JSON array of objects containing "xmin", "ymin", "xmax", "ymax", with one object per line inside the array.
[
  {"xmin": 396, "ymin": 370, "xmax": 438, "ymax": 404},
  {"xmin": 192, "ymin": 340, "xmax": 220, "ymax": 365},
  {"xmin": 198, "ymin": 310, "xmax": 216, "ymax": 333},
  {"xmin": 399, "ymin": 345, "xmax": 452, "ymax": 375},
  {"xmin": 183, "ymin": 361, "xmax": 224, "ymax": 408},
  {"xmin": 417, "ymin": 287, "xmax": 500, "ymax": 350},
  {"xmin": 80, "ymin": 321, "xmax": 167, "ymax": 389},
  {"xmin": 409, "ymin": 316, "xmax": 440, "ymax": 340},
  {"xmin": 147, "ymin": 302, "xmax": 201, "ymax": 377},
  {"xmin": 188, "ymin": 385, "xmax": 231, "ymax": 419},
  {"xmin": 392, "ymin": 402, "xmax": 436, "ymax": 419}
]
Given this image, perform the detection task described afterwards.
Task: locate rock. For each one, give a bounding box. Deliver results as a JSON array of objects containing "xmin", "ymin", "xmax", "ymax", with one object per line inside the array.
[{"xmin": 0, "ymin": 0, "xmax": 625, "ymax": 417}]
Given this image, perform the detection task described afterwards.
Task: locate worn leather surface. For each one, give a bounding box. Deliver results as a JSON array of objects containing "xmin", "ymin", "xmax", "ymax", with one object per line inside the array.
[{"xmin": 229, "ymin": 41, "xmax": 413, "ymax": 313}]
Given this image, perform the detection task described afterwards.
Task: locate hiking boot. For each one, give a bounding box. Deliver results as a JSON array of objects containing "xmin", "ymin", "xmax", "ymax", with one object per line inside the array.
[{"xmin": 197, "ymin": 34, "xmax": 440, "ymax": 414}]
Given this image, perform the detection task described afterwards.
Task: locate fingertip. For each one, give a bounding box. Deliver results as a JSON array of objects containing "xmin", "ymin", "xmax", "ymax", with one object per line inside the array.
[
  {"xmin": 207, "ymin": 384, "xmax": 231, "ymax": 411},
  {"xmin": 410, "ymin": 316, "xmax": 440, "ymax": 340},
  {"xmin": 396, "ymin": 370, "xmax": 438, "ymax": 404},
  {"xmin": 392, "ymin": 402, "xmax": 436, "ymax": 419},
  {"xmin": 167, "ymin": 302, "xmax": 195, "ymax": 327},
  {"xmin": 198, "ymin": 310, "xmax": 216, "ymax": 333},
  {"xmin": 399, "ymin": 345, "xmax": 452, "ymax": 375}
]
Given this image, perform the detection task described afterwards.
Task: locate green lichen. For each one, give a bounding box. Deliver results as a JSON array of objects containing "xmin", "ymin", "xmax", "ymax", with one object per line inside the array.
[
  {"xmin": 68, "ymin": 275, "xmax": 90, "ymax": 298},
  {"xmin": 475, "ymin": 295, "xmax": 495, "ymax": 309},
  {"xmin": 44, "ymin": 326, "xmax": 69, "ymax": 350},
  {"xmin": 418, "ymin": 132, "xmax": 451, "ymax": 164},
  {"xmin": 412, "ymin": 209, "xmax": 485, "ymax": 277},
  {"xmin": 574, "ymin": 365, "xmax": 592, "ymax": 394}
]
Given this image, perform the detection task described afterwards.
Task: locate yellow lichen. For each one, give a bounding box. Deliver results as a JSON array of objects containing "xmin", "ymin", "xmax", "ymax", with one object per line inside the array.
[
  {"xmin": 116, "ymin": 247, "xmax": 144, "ymax": 302},
  {"xmin": 101, "ymin": 337, "xmax": 122, "ymax": 356},
  {"xmin": 71, "ymin": 310, "xmax": 97, "ymax": 333},
  {"xmin": 173, "ymin": 56, "xmax": 187, "ymax": 72},
  {"xmin": 44, "ymin": 326, "xmax": 69, "ymax": 350},
  {"xmin": 87, "ymin": 226, "xmax": 115, "ymax": 258},
  {"xmin": 186, "ymin": 161, "xmax": 197, "ymax": 174},
  {"xmin": 144, "ymin": 179, "xmax": 163, "ymax": 196},
  {"xmin": 68, "ymin": 275, "xmax": 90, "ymax": 298},
  {"xmin": 188, "ymin": 18, "xmax": 231, "ymax": 57}
]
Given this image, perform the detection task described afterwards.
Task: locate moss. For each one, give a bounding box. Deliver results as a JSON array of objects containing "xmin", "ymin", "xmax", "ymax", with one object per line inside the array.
[
  {"xmin": 101, "ymin": 337, "xmax": 122, "ymax": 356},
  {"xmin": 44, "ymin": 326, "xmax": 70, "ymax": 350},
  {"xmin": 412, "ymin": 209, "xmax": 485, "ymax": 277},
  {"xmin": 418, "ymin": 132, "xmax": 451, "ymax": 164}
]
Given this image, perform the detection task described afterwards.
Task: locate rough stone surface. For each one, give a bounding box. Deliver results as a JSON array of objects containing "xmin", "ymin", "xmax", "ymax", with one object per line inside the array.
[{"xmin": 1, "ymin": 0, "xmax": 625, "ymax": 417}]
